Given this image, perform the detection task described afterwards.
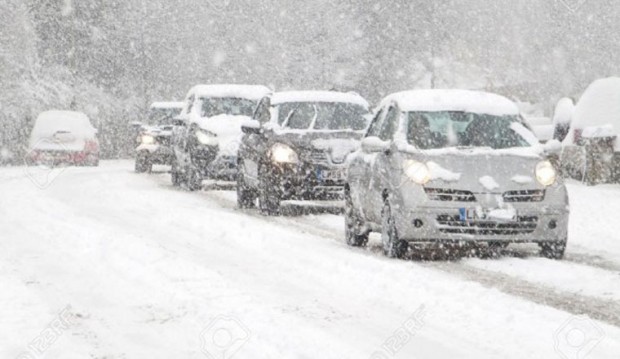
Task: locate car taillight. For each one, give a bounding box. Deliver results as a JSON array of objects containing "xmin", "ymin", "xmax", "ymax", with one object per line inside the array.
[
  {"xmin": 84, "ymin": 140, "xmax": 99, "ymax": 152},
  {"xmin": 573, "ymin": 129, "xmax": 583, "ymax": 145}
]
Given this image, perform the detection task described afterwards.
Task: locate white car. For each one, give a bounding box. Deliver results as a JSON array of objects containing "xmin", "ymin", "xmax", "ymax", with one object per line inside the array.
[
  {"xmin": 170, "ymin": 84, "xmax": 271, "ymax": 190},
  {"xmin": 27, "ymin": 110, "xmax": 100, "ymax": 166},
  {"xmin": 345, "ymin": 89, "xmax": 569, "ymax": 259}
]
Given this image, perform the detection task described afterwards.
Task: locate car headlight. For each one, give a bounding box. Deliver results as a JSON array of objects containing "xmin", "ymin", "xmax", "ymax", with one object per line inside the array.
[
  {"xmin": 195, "ymin": 130, "xmax": 218, "ymax": 146},
  {"xmin": 141, "ymin": 135, "xmax": 155, "ymax": 145},
  {"xmin": 404, "ymin": 160, "xmax": 431, "ymax": 185},
  {"xmin": 536, "ymin": 160, "xmax": 557, "ymax": 186},
  {"xmin": 271, "ymin": 143, "xmax": 299, "ymax": 164}
]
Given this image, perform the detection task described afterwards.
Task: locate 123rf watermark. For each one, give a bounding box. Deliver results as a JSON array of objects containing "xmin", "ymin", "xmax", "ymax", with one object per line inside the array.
[
  {"xmin": 200, "ymin": 315, "xmax": 251, "ymax": 359},
  {"xmin": 557, "ymin": 0, "xmax": 588, "ymax": 12},
  {"xmin": 554, "ymin": 315, "xmax": 605, "ymax": 359},
  {"xmin": 15, "ymin": 305, "xmax": 73, "ymax": 359},
  {"xmin": 370, "ymin": 305, "xmax": 426, "ymax": 359}
]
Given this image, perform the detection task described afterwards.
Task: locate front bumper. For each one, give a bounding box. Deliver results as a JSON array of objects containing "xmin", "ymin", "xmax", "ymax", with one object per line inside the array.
[
  {"xmin": 394, "ymin": 204, "xmax": 569, "ymax": 243},
  {"xmin": 268, "ymin": 162, "xmax": 346, "ymax": 200}
]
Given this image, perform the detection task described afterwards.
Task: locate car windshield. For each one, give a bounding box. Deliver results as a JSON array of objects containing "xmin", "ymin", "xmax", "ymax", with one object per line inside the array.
[
  {"xmin": 201, "ymin": 97, "xmax": 257, "ymax": 118},
  {"xmin": 278, "ymin": 102, "xmax": 368, "ymax": 130},
  {"xmin": 148, "ymin": 108, "xmax": 182, "ymax": 126},
  {"xmin": 406, "ymin": 111, "xmax": 531, "ymax": 149}
]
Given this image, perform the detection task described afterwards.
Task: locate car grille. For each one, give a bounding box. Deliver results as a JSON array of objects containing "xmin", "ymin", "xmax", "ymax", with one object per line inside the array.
[
  {"xmin": 424, "ymin": 188, "xmax": 476, "ymax": 202},
  {"xmin": 156, "ymin": 136, "xmax": 171, "ymax": 146},
  {"xmin": 310, "ymin": 149, "xmax": 329, "ymax": 164},
  {"xmin": 502, "ymin": 190, "xmax": 545, "ymax": 202},
  {"xmin": 436, "ymin": 215, "xmax": 538, "ymax": 235}
]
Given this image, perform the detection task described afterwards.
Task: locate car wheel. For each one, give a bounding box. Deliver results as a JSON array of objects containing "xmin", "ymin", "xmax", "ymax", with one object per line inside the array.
[
  {"xmin": 187, "ymin": 164, "xmax": 202, "ymax": 191},
  {"xmin": 135, "ymin": 153, "xmax": 152, "ymax": 173},
  {"xmin": 171, "ymin": 159, "xmax": 184, "ymax": 187},
  {"xmin": 236, "ymin": 160, "xmax": 257, "ymax": 209},
  {"xmin": 539, "ymin": 240, "xmax": 566, "ymax": 260},
  {"xmin": 258, "ymin": 164, "xmax": 281, "ymax": 216},
  {"xmin": 381, "ymin": 199, "xmax": 408, "ymax": 259},
  {"xmin": 344, "ymin": 187, "xmax": 368, "ymax": 247}
]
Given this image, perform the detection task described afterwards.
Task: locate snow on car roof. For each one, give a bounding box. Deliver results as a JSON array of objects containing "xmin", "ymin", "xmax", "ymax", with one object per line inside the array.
[
  {"xmin": 271, "ymin": 91, "xmax": 369, "ymax": 108},
  {"xmin": 150, "ymin": 102, "xmax": 184, "ymax": 109},
  {"xmin": 31, "ymin": 110, "xmax": 96, "ymax": 139},
  {"xmin": 381, "ymin": 89, "xmax": 519, "ymax": 116},
  {"xmin": 189, "ymin": 84, "xmax": 271, "ymax": 100}
]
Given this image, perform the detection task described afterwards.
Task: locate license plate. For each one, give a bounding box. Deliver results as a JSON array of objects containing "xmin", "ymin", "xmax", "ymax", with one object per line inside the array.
[
  {"xmin": 459, "ymin": 208, "xmax": 517, "ymax": 222},
  {"xmin": 318, "ymin": 168, "xmax": 345, "ymax": 182}
]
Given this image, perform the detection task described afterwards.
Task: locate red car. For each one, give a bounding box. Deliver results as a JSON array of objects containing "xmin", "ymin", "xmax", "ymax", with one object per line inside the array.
[{"xmin": 27, "ymin": 110, "xmax": 100, "ymax": 166}]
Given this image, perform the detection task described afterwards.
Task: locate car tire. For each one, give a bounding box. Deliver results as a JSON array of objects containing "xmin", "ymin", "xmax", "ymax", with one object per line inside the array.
[
  {"xmin": 258, "ymin": 164, "xmax": 281, "ymax": 216},
  {"xmin": 171, "ymin": 159, "xmax": 184, "ymax": 187},
  {"xmin": 236, "ymin": 160, "xmax": 257, "ymax": 209},
  {"xmin": 135, "ymin": 152, "xmax": 151, "ymax": 173},
  {"xmin": 187, "ymin": 164, "xmax": 202, "ymax": 191},
  {"xmin": 539, "ymin": 240, "xmax": 566, "ymax": 260},
  {"xmin": 381, "ymin": 199, "xmax": 408, "ymax": 259},
  {"xmin": 344, "ymin": 187, "xmax": 368, "ymax": 247}
]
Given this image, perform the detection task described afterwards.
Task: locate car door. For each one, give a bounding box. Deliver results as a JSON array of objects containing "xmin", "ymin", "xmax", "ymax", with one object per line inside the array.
[
  {"xmin": 366, "ymin": 104, "xmax": 400, "ymax": 222},
  {"xmin": 352, "ymin": 108, "xmax": 386, "ymax": 223},
  {"xmin": 240, "ymin": 97, "xmax": 271, "ymax": 187}
]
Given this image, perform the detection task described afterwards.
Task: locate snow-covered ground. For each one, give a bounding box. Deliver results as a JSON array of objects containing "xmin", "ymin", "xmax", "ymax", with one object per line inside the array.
[{"xmin": 1, "ymin": 161, "xmax": 619, "ymax": 359}]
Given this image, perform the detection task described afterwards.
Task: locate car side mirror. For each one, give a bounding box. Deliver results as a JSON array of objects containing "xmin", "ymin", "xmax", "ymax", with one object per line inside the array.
[
  {"xmin": 361, "ymin": 136, "xmax": 389, "ymax": 153},
  {"xmin": 241, "ymin": 119, "xmax": 262, "ymax": 135}
]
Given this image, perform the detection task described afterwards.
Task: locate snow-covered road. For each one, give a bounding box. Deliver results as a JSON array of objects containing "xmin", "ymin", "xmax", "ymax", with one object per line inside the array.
[{"xmin": 1, "ymin": 161, "xmax": 619, "ymax": 359}]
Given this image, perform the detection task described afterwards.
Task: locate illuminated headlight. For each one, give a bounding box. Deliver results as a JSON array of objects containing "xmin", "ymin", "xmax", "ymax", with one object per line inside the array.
[
  {"xmin": 141, "ymin": 135, "xmax": 155, "ymax": 145},
  {"xmin": 195, "ymin": 130, "xmax": 218, "ymax": 146},
  {"xmin": 536, "ymin": 160, "xmax": 557, "ymax": 186},
  {"xmin": 404, "ymin": 160, "xmax": 431, "ymax": 185},
  {"xmin": 271, "ymin": 143, "xmax": 299, "ymax": 164}
]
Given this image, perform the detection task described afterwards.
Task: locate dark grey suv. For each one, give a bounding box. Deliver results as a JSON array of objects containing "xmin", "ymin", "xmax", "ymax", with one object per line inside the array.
[{"xmin": 236, "ymin": 91, "xmax": 370, "ymax": 215}]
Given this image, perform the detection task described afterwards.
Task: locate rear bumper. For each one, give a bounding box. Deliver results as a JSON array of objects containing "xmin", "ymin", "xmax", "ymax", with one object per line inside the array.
[
  {"xmin": 137, "ymin": 146, "xmax": 173, "ymax": 165},
  {"xmin": 28, "ymin": 150, "xmax": 97, "ymax": 165},
  {"xmin": 394, "ymin": 205, "xmax": 569, "ymax": 243}
]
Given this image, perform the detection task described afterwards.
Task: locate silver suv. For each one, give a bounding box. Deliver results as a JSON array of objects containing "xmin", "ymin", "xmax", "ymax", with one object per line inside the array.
[{"xmin": 345, "ymin": 90, "xmax": 569, "ymax": 259}]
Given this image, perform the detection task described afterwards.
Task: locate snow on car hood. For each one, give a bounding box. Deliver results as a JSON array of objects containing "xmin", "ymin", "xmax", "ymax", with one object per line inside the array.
[
  {"xmin": 270, "ymin": 130, "xmax": 364, "ymax": 164},
  {"xmin": 195, "ymin": 114, "xmax": 250, "ymax": 156},
  {"xmin": 311, "ymin": 138, "xmax": 361, "ymax": 163},
  {"xmin": 409, "ymin": 148, "xmax": 545, "ymax": 193}
]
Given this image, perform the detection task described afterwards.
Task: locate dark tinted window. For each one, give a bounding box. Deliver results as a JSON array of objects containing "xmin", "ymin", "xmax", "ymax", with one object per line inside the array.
[
  {"xmin": 201, "ymin": 97, "xmax": 257, "ymax": 117},
  {"xmin": 278, "ymin": 102, "xmax": 368, "ymax": 130},
  {"xmin": 406, "ymin": 111, "xmax": 531, "ymax": 149}
]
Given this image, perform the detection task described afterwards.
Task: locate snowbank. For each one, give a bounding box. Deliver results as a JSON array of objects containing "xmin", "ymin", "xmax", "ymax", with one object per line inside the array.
[
  {"xmin": 552, "ymin": 98, "xmax": 575, "ymax": 126},
  {"xmin": 567, "ymin": 77, "xmax": 620, "ymax": 149},
  {"xmin": 380, "ymin": 89, "xmax": 520, "ymax": 116}
]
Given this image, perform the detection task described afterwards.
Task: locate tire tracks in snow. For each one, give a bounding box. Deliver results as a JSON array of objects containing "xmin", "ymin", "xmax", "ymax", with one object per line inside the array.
[{"xmin": 152, "ymin": 175, "xmax": 620, "ymax": 328}]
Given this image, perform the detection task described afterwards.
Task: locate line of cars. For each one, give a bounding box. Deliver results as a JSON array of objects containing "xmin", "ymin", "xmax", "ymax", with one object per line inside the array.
[{"xmin": 135, "ymin": 84, "xmax": 570, "ymax": 260}]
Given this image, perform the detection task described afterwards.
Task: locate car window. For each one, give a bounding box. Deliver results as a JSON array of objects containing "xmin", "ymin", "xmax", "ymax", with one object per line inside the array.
[
  {"xmin": 279, "ymin": 102, "xmax": 368, "ymax": 130},
  {"xmin": 378, "ymin": 106, "xmax": 399, "ymax": 141},
  {"xmin": 253, "ymin": 98, "xmax": 271, "ymax": 124},
  {"xmin": 406, "ymin": 111, "xmax": 531, "ymax": 149},
  {"xmin": 366, "ymin": 109, "xmax": 385, "ymax": 137},
  {"xmin": 201, "ymin": 97, "xmax": 256, "ymax": 118},
  {"xmin": 186, "ymin": 95, "xmax": 195, "ymax": 115}
]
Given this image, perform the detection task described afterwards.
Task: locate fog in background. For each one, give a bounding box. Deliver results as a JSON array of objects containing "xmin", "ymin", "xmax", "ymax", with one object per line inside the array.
[{"xmin": 1, "ymin": 0, "xmax": 619, "ymax": 160}]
